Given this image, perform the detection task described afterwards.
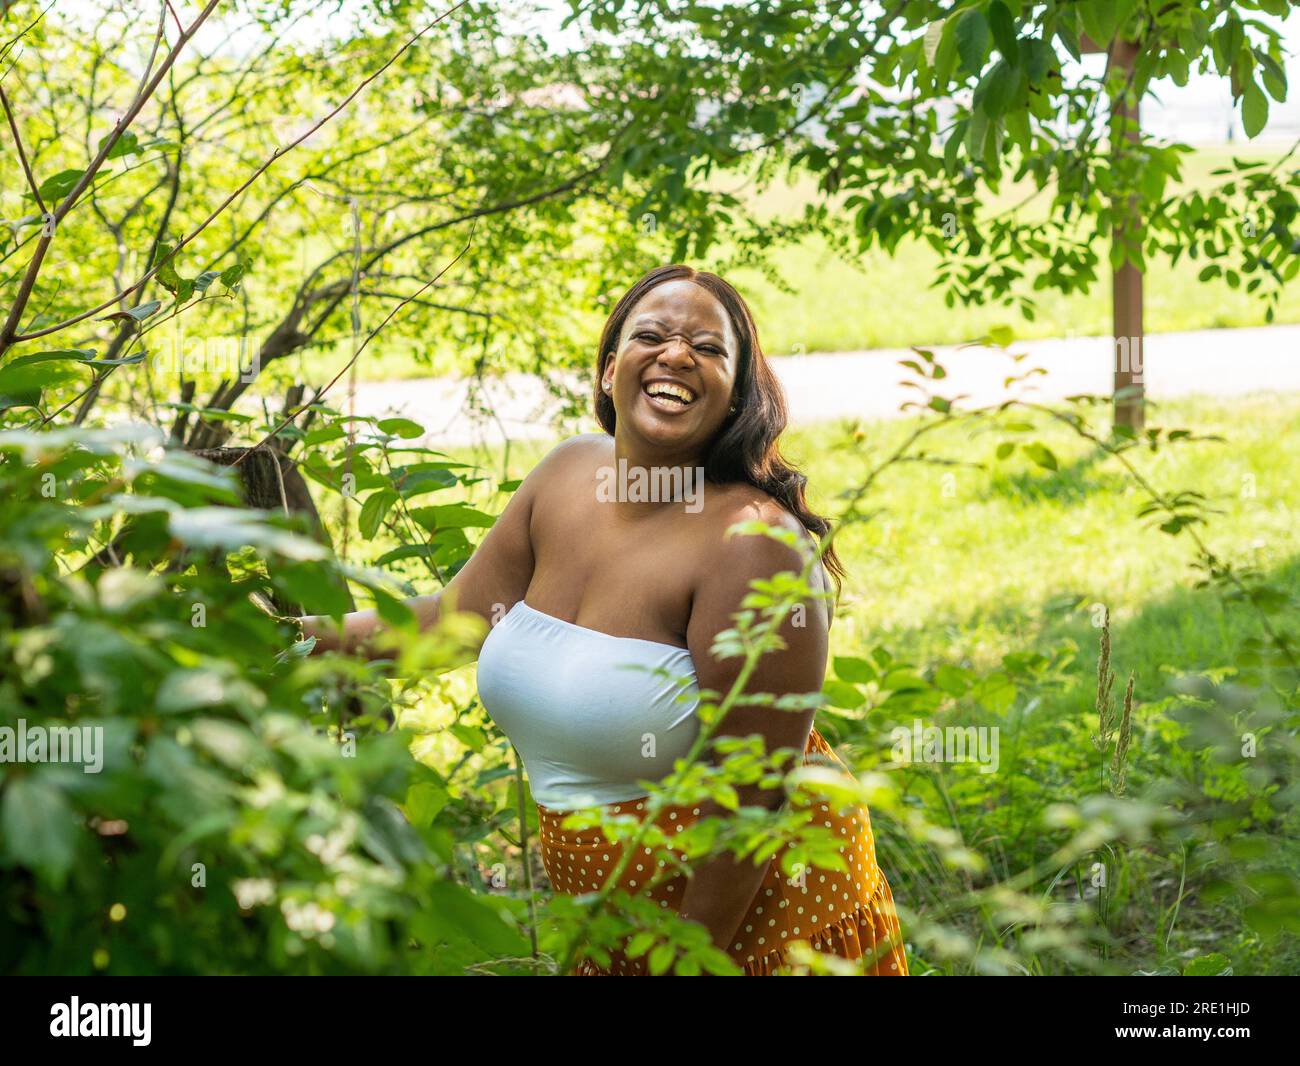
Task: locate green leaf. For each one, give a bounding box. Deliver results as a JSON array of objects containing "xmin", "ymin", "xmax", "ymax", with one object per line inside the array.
[
  {"xmin": 0, "ymin": 350, "xmax": 90, "ymax": 398},
  {"xmin": 420, "ymin": 881, "xmax": 528, "ymax": 955},
  {"xmin": 1005, "ymin": 106, "xmax": 1031, "ymax": 150},
  {"xmin": 923, "ymin": 19, "xmax": 945, "ymax": 65},
  {"xmin": 1055, "ymin": 22, "xmax": 1081, "ymax": 62},
  {"xmin": 956, "ymin": 9, "xmax": 990, "ymax": 75},
  {"xmin": 1259, "ymin": 53, "xmax": 1288, "ymax": 102},
  {"xmin": 944, "ymin": 120, "xmax": 966, "ymax": 174},
  {"xmin": 1050, "ymin": 21, "xmax": 1081, "ymax": 60},
  {"xmin": 965, "ymin": 108, "xmax": 989, "ymax": 160},
  {"xmin": 972, "ymin": 671, "xmax": 1017, "ymax": 714},
  {"xmin": 833, "ymin": 655, "xmax": 877, "ymax": 684},
  {"xmin": 1242, "ymin": 80, "xmax": 1269, "ymax": 138},
  {"xmin": 624, "ymin": 931, "xmax": 657, "ymax": 958},
  {"xmin": 97, "ymin": 130, "xmax": 140, "ymax": 160},
  {"xmin": 934, "ymin": 663, "xmax": 972, "ymax": 697},
  {"xmin": 219, "ymin": 262, "xmax": 247, "ymax": 290},
  {"xmin": 153, "ymin": 242, "xmax": 182, "ymax": 295},
  {"xmin": 31, "ymin": 168, "xmax": 90, "ymax": 203},
  {"xmin": 822, "ymin": 679, "xmax": 866, "ymax": 710},
  {"xmin": 0, "ymin": 390, "xmax": 42, "ymax": 412},
  {"xmin": 168, "ymin": 507, "xmax": 329, "ymax": 561},
  {"xmin": 1023, "ymin": 442, "xmax": 1058, "ymax": 471},
  {"xmin": 377, "ymin": 417, "xmax": 425, "ymax": 439},
  {"xmin": 1183, "ymin": 952, "xmax": 1232, "ymax": 976},
  {"xmin": 988, "ymin": 1, "xmax": 1017, "ymax": 60},
  {"xmin": 933, "ymin": 16, "xmax": 960, "ymax": 90},
  {"xmin": 880, "ymin": 667, "xmax": 928, "ymax": 692},
  {"xmin": 404, "ymin": 781, "xmax": 450, "ymax": 827},
  {"xmin": 976, "ymin": 60, "xmax": 1015, "ymax": 118},
  {"xmin": 374, "ymin": 543, "xmax": 437, "ymax": 567},
  {"xmin": 648, "ymin": 943, "xmax": 676, "ymax": 975},
  {"xmin": 99, "ymin": 300, "xmax": 162, "ymax": 324},
  {"xmin": 2, "ymin": 776, "xmax": 78, "ymax": 888},
  {"xmin": 409, "ymin": 504, "xmax": 497, "ymax": 531},
  {"xmin": 359, "ymin": 489, "xmax": 399, "ymax": 540},
  {"xmin": 449, "ymin": 723, "xmax": 487, "ymax": 752},
  {"xmin": 1079, "ymin": 0, "xmax": 1120, "ymax": 48}
]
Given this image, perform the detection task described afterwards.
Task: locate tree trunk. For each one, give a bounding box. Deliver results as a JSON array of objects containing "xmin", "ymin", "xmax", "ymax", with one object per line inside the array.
[{"xmin": 1110, "ymin": 38, "xmax": 1145, "ymax": 434}]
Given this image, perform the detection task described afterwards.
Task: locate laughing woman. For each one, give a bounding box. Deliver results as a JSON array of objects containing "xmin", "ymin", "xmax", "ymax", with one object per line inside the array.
[{"xmin": 302, "ymin": 265, "xmax": 909, "ymax": 976}]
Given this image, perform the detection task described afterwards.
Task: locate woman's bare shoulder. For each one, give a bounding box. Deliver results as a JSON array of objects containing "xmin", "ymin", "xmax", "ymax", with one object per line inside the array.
[
  {"xmin": 698, "ymin": 482, "xmax": 833, "ymax": 614},
  {"xmin": 518, "ymin": 433, "xmax": 611, "ymax": 494},
  {"xmin": 702, "ymin": 481, "xmax": 806, "ymax": 541}
]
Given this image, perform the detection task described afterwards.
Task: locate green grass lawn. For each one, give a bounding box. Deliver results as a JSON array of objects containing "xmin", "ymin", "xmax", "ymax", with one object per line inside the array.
[
  {"xmin": 384, "ymin": 387, "xmax": 1300, "ymax": 974},
  {"xmin": 795, "ymin": 392, "xmax": 1299, "ymax": 974},
  {"xmin": 791, "ymin": 391, "xmax": 1300, "ymax": 669}
]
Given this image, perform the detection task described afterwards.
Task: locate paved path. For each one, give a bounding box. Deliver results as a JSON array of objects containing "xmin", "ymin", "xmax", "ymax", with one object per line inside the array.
[{"xmin": 349, "ymin": 324, "xmax": 1300, "ymax": 447}]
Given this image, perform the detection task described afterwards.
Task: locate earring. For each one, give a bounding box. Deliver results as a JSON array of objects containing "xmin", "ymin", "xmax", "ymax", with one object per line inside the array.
[
  {"xmin": 729, "ymin": 404, "xmax": 737, "ymax": 414},
  {"xmin": 603, "ymin": 381, "xmax": 612, "ymax": 393}
]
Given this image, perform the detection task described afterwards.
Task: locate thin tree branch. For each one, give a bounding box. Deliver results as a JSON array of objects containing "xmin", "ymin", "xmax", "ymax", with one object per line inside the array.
[
  {"xmin": 234, "ymin": 218, "xmax": 478, "ymax": 466},
  {"xmin": 0, "ymin": 82, "xmax": 44, "ymax": 213}
]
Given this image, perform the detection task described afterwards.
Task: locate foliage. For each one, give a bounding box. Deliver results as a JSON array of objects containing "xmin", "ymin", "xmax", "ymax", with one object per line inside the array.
[
  {"xmin": 561, "ymin": 0, "xmax": 1300, "ymax": 323},
  {"xmin": 0, "ymin": 422, "xmax": 537, "ymax": 974}
]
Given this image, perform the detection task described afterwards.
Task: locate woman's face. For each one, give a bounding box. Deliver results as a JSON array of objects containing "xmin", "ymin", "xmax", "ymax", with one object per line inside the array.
[{"xmin": 601, "ymin": 280, "xmax": 739, "ymax": 456}]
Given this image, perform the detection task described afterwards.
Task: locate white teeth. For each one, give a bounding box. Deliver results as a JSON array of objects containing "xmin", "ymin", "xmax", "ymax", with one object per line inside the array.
[{"xmin": 645, "ymin": 382, "xmax": 694, "ymax": 404}]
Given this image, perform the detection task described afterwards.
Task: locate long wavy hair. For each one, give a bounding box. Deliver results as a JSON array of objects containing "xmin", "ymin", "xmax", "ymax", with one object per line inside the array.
[{"xmin": 593, "ymin": 264, "xmax": 845, "ymax": 596}]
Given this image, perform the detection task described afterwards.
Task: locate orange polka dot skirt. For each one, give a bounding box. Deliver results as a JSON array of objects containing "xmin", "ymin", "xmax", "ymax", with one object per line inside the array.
[{"xmin": 537, "ymin": 727, "xmax": 909, "ymax": 976}]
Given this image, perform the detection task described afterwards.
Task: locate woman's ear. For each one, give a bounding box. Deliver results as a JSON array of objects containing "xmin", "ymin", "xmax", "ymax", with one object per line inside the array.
[{"xmin": 601, "ymin": 355, "xmax": 616, "ymax": 393}]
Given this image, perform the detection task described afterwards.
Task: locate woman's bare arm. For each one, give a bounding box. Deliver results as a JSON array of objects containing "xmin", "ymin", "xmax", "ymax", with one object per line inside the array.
[
  {"xmin": 299, "ymin": 438, "xmax": 584, "ymax": 659},
  {"xmin": 677, "ymin": 502, "xmax": 831, "ymax": 951}
]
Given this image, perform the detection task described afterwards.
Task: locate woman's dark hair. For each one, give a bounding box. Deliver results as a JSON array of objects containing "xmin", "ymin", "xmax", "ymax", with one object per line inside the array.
[{"xmin": 592, "ymin": 264, "xmax": 845, "ymax": 596}]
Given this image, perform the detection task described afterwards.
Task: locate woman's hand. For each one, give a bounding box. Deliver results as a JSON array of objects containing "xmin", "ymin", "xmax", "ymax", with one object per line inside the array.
[
  {"xmin": 298, "ymin": 599, "xmax": 438, "ymax": 660},
  {"xmin": 248, "ymin": 590, "xmax": 314, "ymax": 663},
  {"xmin": 249, "ymin": 435, "xmax": 581, "ymax": 662}
]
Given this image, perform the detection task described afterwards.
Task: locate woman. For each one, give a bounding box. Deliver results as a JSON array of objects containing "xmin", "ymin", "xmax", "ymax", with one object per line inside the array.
[{"xmin": 303, "ymin": 265, "xmax": 908, "ymax": 976}]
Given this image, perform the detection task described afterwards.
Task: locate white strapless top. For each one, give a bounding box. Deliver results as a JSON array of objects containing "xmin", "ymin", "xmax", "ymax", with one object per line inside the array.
[{"xmin": 475, "ymin": 600, "xmax": 701, "ymax": 810}]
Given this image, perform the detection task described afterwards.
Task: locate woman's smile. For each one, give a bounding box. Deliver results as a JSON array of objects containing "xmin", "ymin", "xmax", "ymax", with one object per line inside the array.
[{"xmin": 642, "ymin": 376, "xmax": 698, "ymax": 413}]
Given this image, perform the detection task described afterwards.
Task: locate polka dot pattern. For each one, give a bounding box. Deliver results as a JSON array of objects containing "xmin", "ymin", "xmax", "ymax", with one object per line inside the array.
[{"xmin": 538, "ymin": 727, "xmax": 909, "ymax": 976}]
